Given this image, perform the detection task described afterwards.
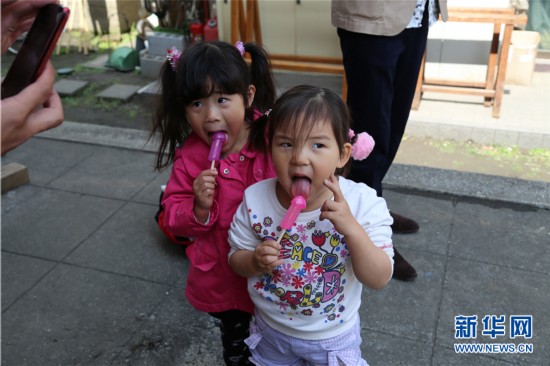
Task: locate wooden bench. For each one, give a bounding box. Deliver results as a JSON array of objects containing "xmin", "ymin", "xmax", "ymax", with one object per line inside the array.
[
  {"xmin": 413, "ymin": 8, "xmax": 528, "ymax": 118},
  {"xmin": 268, "ymin": 54, "xmax": 346, "ymax": 99}
]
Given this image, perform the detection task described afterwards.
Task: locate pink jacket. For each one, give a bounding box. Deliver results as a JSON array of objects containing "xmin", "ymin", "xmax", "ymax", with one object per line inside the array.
[{"xmin": 162, "ymin": 133, "xmax": 275, "ymax": 314}]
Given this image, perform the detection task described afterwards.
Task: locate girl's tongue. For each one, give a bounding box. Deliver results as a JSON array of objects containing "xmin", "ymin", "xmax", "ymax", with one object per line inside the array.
[{"xmin": 291, "ymin": 177, "xmax": 311, "ymax": 199}]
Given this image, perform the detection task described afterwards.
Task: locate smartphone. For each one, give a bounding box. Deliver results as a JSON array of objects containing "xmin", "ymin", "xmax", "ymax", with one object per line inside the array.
[{"xmin": 1, "ymin": 4, "xmax": 70, "ymax": 100}]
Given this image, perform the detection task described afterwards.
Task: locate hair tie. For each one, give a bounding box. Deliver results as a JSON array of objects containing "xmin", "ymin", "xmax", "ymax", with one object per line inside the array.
[
  {"xmin": 252, "ymin": 108, "xmax": 271, "ymax": 122},
  {"xmin": 235, "ymin": 41, "xmax": 245, "ymax": 57},
  {"xmin": 166, "ymin": 47, "xmax": 182, "ymax": 71},
  {"xmin": 348, "ymin": 129, "xmax": 374, "ymax": 160}
]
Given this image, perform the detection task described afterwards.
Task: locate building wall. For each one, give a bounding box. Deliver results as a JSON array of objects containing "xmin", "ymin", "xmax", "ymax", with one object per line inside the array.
[
  {"xmin": 61, "ymin": 0, "xmax": 142, "ymax": 35},
  {"xmin": 217, "ymin": 0, "xmax": 511, "ymax": 62},
  {"xmin": 216, "ymin": 0, "xmax": 340, "ymax": 58}
]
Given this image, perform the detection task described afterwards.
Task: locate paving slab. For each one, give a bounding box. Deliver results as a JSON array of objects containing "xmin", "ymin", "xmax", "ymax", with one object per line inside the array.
[
  {"xmin": 131, "ymin": 170, "xmax": 171, "ymax": 206},
  {"xmin": 96, "ymin": 84, "xmax": 141, "ymax": 102},
  {"xmin": 1, "ymin": 264, "xmax": 174, "ymax": 366},
  {"xmin": 360, "ymin": 251, "xmax": 447, "ymax": 342},
  {"xmin": 1, "ymin": 188, "xmax": 124, "ymax": 261},
  {"xmin": 364, "ymin": 331, "xmax": 432, "ymax": 365},
  {"xmin": 46, "ymin": 146, "xmax": 158, "ymax": 200},
  {"xmin": 1, "ymin": 252, "xmax": 56, "ymax": 310},
  {"xmin": 64, "ymin": 202, "xmax": 186, "ymax": 286},
  {"xmin": 384, "ymin": 191, "xmax": 455, "ymax": 255},
  {"xmin": 1, "ymin": 185, "xmax": 41, "ymax": 216},
  {"xmin": 54, "ymin": 79, "xmax": 89, "ymax": 96},
  {"xmin": 437, "ymin": 258, "xmax": 549, "ymax": 365},
  {"xmin": 81, "ymin": 53, "xmax": 109, "ymax": 69},
  {"xmin": 451, "ymin": 201, "xmax": 550, "ymax": 272},
  {"xmin": 114, "ymin": 292, "xmax": 224, "ymax": 365},
  {"xmin": 38, "ymin": 121, "xmax": 157, "ymax": 152},
  {"xmin": 1, "ymin": 138, "xmax": 96, "ymax": 186}
]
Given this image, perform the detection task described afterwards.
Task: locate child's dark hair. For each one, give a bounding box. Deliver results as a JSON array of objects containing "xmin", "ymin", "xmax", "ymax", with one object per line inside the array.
[
  {"xmin": 250, "ymin": 85, "xmax": 352, "ymax": 176},
  {"xmin": 151, "ymin": 41, "xmax": 276, "ymax": 170}
]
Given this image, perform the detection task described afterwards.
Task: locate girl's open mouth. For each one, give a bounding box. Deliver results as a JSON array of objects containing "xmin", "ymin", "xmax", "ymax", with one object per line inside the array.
[{"xmin": 291, "ymin": 176, "xmax": 311, "ymax": 199}]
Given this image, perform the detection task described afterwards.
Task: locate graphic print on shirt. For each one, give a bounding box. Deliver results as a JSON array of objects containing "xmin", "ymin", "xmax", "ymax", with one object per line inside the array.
[{"xmin": 251, "ymin": 212, "xmax": 350, "ymax": 324}]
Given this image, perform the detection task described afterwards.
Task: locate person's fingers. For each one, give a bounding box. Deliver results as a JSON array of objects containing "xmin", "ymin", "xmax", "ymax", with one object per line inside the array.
[
  {"xmin": 263, "ymin": 239, "xmax": 281, "ymax": 251},
  {"xmin": 17, "ymin": 61, "xmax": 56, "ymax": 104},
  {"xmin": 24, "ymin": 91, "xmax": 63, "ymax": 134},
  {"xmin": 1, "ymin": 0, "xmax": 60, "ymax": 52},
  {"xmin": 2, "ymin": 61, "xmax": 55, "ymax": 125},
  {"xmin": 323, "ymin": 174, "xmax": 344, "ymax": 202},
  {"xmin": 16, "ymin": 14, "xmax": 36, "ymax": 33},
  {"xmin": 2, "ymin": 1, "xmax": 37, "ymax": 32},
  {"xmin": 14, "ymin": 63, "xmax": 63, "ymax": 134}
]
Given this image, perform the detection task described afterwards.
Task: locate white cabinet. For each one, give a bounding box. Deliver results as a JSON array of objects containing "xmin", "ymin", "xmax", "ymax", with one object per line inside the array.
[{"xmin": 217, "ymin": 0, "xmax": 341, "ymax": 58}]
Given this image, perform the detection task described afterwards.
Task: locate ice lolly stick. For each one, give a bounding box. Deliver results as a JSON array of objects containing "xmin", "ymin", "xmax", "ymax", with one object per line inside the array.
[{"xmin": 276, "ymin": 195, "xmax": 306, "ymax": 244}]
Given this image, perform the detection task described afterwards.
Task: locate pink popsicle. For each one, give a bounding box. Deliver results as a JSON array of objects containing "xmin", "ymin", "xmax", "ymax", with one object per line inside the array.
[
  {"xmin": 208, "ymin": 132, "xmax": 227, "ymax": 168},
  {"xmin": 277, "ymin": 195, "xmax": 306, "ymax": 243},
  {"xmin": 280, "ymin": 196, "xmax": 306, "ymax": 229}
]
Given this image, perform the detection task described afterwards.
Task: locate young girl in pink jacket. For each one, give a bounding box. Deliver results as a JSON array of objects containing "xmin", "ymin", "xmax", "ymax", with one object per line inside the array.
[{"xmin": 151, "ymin": 41, "xmax": 276, "ymax": 365}]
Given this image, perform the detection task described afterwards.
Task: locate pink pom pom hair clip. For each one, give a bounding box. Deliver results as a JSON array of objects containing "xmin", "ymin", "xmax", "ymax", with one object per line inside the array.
[
  {"xmin": 166, "ymin": 46, "xmax": 182, "ymax": 71},
  {"xmin": 348, "ymin": 129, "xmax": 375, "ymax": 161}
]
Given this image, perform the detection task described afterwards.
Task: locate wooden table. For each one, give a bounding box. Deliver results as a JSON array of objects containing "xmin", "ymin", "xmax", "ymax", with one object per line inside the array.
[{"xmin": 412, "ymin": 8, "xmax": 528, "ymax": 118}]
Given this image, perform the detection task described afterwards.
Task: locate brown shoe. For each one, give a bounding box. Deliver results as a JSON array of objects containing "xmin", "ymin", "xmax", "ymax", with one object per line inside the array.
[
  {"xmin": 392, "ymin": 248, "xmax": 417, "ymax": 281},
  {"xmin": 390, "ymin": 212, "xmax": 419, "ymax": 234}
]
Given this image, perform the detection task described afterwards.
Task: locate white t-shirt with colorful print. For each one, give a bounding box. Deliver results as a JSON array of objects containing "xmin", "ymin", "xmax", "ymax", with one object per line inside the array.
[{"xmin": 228, "ymin": 177, "xmax": 393, "ymax": 340}]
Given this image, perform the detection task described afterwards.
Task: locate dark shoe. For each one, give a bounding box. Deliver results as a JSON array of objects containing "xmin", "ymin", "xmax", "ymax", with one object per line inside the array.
[
  {"xmin": 390, "ymin": 212, "xmax": 419, "ymax": 234},
  {"xmin": 392, "ymin": 248, "xmax": 417, "ymax": 281}
]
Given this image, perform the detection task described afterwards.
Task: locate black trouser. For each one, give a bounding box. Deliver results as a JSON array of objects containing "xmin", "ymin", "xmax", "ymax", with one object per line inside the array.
[
  {"xmin": 209, "ymin": 310, "xmax": 253, "ymax": 366},
  {"xmin": 337, "ymin": 8, "xmax": 429, "ymax": 196}
]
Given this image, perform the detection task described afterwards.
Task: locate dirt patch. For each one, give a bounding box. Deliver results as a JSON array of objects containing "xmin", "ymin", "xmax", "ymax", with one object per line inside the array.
[
  {"xmin": 2, "ymin": 50, "xmax": 156, "ymax": 131},
  {"xmin": 396, "ymin": 136, "xmax": 550, "ymax": 183}
]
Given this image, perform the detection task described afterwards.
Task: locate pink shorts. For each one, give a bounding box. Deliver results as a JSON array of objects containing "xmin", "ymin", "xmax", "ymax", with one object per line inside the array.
[{"xmin": 245, "ymin": 312, "xmax": 368, "ymax": 366}]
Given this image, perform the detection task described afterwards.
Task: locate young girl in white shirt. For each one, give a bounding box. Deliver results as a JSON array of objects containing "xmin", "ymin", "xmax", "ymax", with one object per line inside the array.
[{"xmin": 228, "ymin": 85, "xmax": 394, "ymax": 365}]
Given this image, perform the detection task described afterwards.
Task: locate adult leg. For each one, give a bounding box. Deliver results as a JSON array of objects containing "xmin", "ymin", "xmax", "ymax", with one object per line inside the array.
[
  {"xmin": 385, "ymin": 15, "xmax": 430, "ymax": 177},
  {"xmin": 379, "ymin": 19, "xmax": 430, "ymax": 242},
  {"xmin": 209, "ymin": 310, "xmax": 253, "ymax": 366},
  {"xmin": 337, "ymin": 28, "xmax": 403, "ymax": 197},
  {"xmin": 338, "ymin": 27, "xmax": 423, "ymax": 281}
]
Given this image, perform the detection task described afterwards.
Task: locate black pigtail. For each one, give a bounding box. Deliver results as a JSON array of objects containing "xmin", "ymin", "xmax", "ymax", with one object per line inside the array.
[
  {"xmin": 151, "ymin": 61, "xmax": 190, "ymax": 170},
  {"xmin": 244, "ymin": 42, "xmax": 276, "ymax": 113},
  {"xmin": 249, "ymin": 111, "xmax": 270, "ymax": 157}
]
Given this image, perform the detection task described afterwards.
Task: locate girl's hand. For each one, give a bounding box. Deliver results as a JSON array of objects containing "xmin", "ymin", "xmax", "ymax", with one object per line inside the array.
[
  {"xmin": 319, "ymin": 174, "xmax": 359, "ymax": 236},
  {"xmin": 192, "ymin": 168, "xmax": 217, "ymax": 221},
  {"xmin": 253, "ymin": 240, "xmax": 282, "ymax": 272},
  {"xmin": 321, "ymin": 174, "xmax": 393, "ymax": 288}
]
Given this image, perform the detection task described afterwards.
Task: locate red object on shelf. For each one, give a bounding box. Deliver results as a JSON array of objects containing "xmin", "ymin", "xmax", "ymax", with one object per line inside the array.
[
  {"xmin": 189, "ymin": 22, "xmax": 204, "ymax": 43},
  {"xmin": 204, "ymin": 18, "xmax": 219, "ymax": 42}
]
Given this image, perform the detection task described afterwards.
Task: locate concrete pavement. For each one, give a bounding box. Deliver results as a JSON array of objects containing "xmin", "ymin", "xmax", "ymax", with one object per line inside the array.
[
  {"xmin": 3, "ymin": 28, "xmax": 550, "ymax": 365},
  {"xmin": 2, "ymin": 123, "xmax": 549, "ymax": 365}
]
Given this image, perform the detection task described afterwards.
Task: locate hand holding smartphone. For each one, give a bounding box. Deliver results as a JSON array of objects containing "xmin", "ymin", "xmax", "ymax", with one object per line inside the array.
[{"xmin": 1, "ymin": 4, "xmax": 70, "ymax": 100}]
